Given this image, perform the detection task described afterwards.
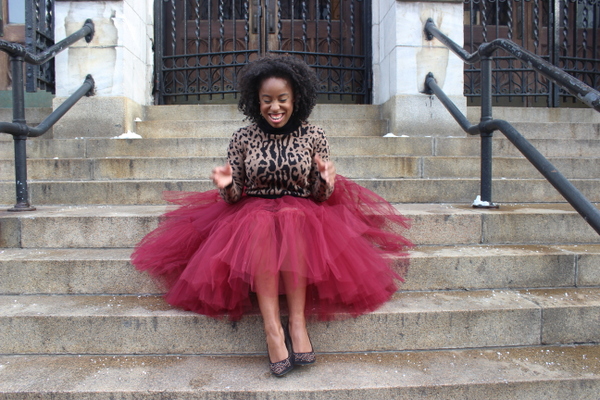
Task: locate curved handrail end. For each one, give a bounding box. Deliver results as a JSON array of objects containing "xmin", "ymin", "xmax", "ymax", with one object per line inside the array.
[
  {"xmin": 84, "ymin": 19, "xmax": 95, "ymax": 43},
  {"xmin": 85, "ymin": 74, "xmax": 96, "ymax": 96}
]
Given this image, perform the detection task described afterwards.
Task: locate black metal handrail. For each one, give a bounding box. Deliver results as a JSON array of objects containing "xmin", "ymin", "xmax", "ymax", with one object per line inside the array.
[
  {"xmin": 423, "ymin": 18, "xmax": 600, "ymax": 236},
  {"xmin": 0, "ymin": 19, "xmax": 95, "ymax": 211}
]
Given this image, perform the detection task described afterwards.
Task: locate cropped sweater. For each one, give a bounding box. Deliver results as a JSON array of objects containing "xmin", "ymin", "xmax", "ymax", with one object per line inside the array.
[{"xmin": 219, "ymin": 119, "xmax": 334, "ymax": 204}]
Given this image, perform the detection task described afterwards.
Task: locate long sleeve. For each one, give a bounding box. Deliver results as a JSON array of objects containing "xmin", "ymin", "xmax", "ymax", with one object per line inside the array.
[
  {"xmin": 219, "ymin": 130, "xmax": 246, "ymax": 204},
  {"xmin": 310, "ymin": 127, "xmax": 334, "ymax": 202}
]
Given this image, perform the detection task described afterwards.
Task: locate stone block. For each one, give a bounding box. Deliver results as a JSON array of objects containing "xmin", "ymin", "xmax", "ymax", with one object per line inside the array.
[{"xmin": 52, "ymin": 96, "xmax": 143, "ymax": 138}]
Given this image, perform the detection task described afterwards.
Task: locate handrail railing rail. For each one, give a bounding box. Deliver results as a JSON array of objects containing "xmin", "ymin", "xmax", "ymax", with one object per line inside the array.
[
  {"xmin": 424, "ymin": 18, "xmax": 600, "ymax": 112},
  {"xmin": 0, "ymin": 19, "xmax": 95, "ymax": 211},
  {"xmin": 423, "ymin": 18, "xmax": 600, "ymax": 237}
]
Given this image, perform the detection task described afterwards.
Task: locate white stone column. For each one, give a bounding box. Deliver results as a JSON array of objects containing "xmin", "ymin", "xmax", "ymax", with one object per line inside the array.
[
  {"xmin": 52, "ymin": 0, "xmax": 154, "ymax": 138},
  {"xmin": 373, "ymin": 0, "xmax": 466, "ymax": 136}
]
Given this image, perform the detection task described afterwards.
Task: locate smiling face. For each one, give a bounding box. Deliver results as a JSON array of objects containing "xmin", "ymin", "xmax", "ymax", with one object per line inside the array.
[{"xmin": 259, "ymin": 77, "xmax": 295, "ymax": 128}]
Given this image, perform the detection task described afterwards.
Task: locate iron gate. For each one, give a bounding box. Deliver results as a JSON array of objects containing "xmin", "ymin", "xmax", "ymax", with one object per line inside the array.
[
  {"xmin": 154, "ymin": 0, "xmax": 371, "ymax": 104},
  {"xmin": 465, "ymin": 0, "xmax": 600, "ymax": 107},
  {"xmin": 26, "ymin": 0, "xmax": 55, "ymax": 93}
]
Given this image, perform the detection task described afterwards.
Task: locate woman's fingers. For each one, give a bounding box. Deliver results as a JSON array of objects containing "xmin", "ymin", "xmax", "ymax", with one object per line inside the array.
[
  {"xmin": 211, "ymin": 163, "xmax": 233, "ymax": 188},
  {"xmin": 314, "ymin": 155, "xmax": 336, "ymax": 186}
]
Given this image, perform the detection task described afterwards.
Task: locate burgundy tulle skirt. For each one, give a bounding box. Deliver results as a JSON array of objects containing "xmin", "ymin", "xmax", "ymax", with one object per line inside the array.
[{"xmin": 131, "ymin": 176, "xmax": 412, "ymax": 321}]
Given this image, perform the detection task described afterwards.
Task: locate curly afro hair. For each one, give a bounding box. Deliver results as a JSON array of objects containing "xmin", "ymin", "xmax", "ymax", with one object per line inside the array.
[{"xmin": 237, "ymin": 55, "xmax": 319, "ymax": 124}]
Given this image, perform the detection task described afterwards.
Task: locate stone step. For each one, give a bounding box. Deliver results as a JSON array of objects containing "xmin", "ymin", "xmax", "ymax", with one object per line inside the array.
[
  {"xmin": 469, "ymin": 105, "xmax": 600, "ymax": 124},
  {"xmin": 135, "ymin": 119, "xmax": 389, "ymax": 138},
  {"xmin": 2, "ymin": 344, "xmax": 599, "ymax": 399},
  {"xmin": 143, "ymin": 103, "xmax": 383, "ymax": 121},
  {"xmin": 436, "ymin": 136, "xmax": 600, "ymax": 158},
  {"xmin": 139, "ymin": 105, "xmax": 599, "ymax": 138},
  {"xmin": 1, "ymin": 155, "xmax": 599, "ymax": 181},
  {"xmin": 1, "ymin": 288, "xmax": 599, "ymax": 355},
  {"xmin": 1, "ymin": 204, "xmax": 599, "ymax": 249},
  {"xmin": 501, "ymin": 122, "xmax": 600, "ymax": 140},
  {"xmin": 135, "ymin": 120, "xmax": 600, "ymax": 140},
  {"xmin": 0, "ymin": 156, "xmax": 417, "ymax": 180},
  {"xmin": 1, "ymin": 245, "xmax": 598, "ymax": 295},
  {"xmin": 0, "ymin": 136, "xmax": 435, "ymax": 158},
  {"xmin": 0, "ymin": 108, "xmax": 53, "ymax": 122},
  {"xmin": 422, "ymin": 156, "xmax": 600, "ymax": 179},
  {"xmin": 1, "ymin": 178, "xmax": 600, "ymax": 206},
  {"xmin": 3, "ymin": 136, "xmax": 600, "ymax": 161}
]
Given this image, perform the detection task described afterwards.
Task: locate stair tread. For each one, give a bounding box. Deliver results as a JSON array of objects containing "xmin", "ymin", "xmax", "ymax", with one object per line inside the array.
[
  {"xmin": 1, "ymin": 345, "xmax": 599, "ymax": 399},
  {"xmin": 1, "ymin": 244, "xmax": 599, "ymax": 295},
  {"xmin": 0, "ymin": 202, "xmax": 593, "ymax": 218},
  {"xmin": 1, "ymin": 289, "xmax": 598, "ymax": 354},
  {"xmin": 3, "ymin": 288, "xmax": 599, "ymax": 316}
]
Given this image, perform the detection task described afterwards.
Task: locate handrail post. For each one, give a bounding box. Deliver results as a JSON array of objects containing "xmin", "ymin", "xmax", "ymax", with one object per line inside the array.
[
  {"xmin": 1, "ymin": 19, "xmax": 95, "ymax": 211},
  {"xmin": 477, "ymin": 56, "xmax": 498, "ymax": 208},
  {"xmin": 9, "ymin": 55, "xmax": 35, "ymax": 211}
]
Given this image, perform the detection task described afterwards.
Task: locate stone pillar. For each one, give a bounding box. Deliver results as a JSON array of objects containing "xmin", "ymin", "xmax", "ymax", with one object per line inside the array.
[
  {"xmin": 373, "ymin": 0, "xmax": 465, "ymax": 136},
  {"xmin": 52, "ymin": 0, "xmax": 153, "ymax": 138}
]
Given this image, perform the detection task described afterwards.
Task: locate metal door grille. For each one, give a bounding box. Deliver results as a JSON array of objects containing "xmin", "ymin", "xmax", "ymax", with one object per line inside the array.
[
  {"xmin": 26, "ymin": 0, "xmax": 55, "ymax": 92},
  {"xmin": 155, "ymin": 0, "xmax": 371, "ymax": 104},
  {"xmin": 465, "ymin": 0, "xmax": 600, "ymax": 107}
]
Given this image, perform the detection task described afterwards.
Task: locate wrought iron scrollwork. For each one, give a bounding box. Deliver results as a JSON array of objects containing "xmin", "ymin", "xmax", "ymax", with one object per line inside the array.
[
  {"xmin": 157, "ymin": 0, "xmax": 370, "ymax": 104},
  {"xmin": 26, "ymin": 0, "xmax": 55, "ymax": 92}
]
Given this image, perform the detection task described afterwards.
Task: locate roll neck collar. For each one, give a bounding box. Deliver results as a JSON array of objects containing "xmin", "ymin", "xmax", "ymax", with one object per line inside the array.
[{"xmin": 257, "ymin": 116, "xmax": 302, "ymax": 135}]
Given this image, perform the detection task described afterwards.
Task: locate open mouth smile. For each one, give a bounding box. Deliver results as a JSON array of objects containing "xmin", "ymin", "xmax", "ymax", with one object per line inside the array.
[{"xmin": 269, "ymin": 113, "xmax": 285, "ymax": 123}]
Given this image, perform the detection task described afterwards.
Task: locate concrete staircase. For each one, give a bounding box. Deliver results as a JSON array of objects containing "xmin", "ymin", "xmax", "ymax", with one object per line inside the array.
[{"xmin": 0, "ymin": 104, "xmax": 599, "ymax": 399}]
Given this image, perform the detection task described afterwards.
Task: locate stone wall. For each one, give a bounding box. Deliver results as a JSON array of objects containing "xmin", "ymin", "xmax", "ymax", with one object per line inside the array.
[
  {"xmin": 52, "ymin": 0, "xmax": 153, "ymax": 137},
  {"xmin": 373, "ymin": 0, "xmax": 466, "ymax": 135}
]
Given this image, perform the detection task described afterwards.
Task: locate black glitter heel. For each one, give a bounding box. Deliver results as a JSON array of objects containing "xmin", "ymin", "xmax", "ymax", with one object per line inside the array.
[
  {"xmin": 288, "ymin": 324, "xmax": 316, "ymax": 365},
  {"xmin": 268, "ymin": 327, "xmax": 294, "ymax": 377}
]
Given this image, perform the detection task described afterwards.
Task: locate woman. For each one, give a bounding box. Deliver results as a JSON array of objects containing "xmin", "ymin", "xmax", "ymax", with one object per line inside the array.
[{"xmin": 132, "ymin": 55, "xmax": 412, "ymax": 377}]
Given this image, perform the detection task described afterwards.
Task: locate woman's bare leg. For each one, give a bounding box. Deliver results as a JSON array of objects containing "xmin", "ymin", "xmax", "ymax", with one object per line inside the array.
[
  {"xmin": 282, "ymin": 270, "xmax": 312, "ymax": 353},
  {"xmin": 255, "ymin": 271, "xmax": 288, "ymax": 362}
]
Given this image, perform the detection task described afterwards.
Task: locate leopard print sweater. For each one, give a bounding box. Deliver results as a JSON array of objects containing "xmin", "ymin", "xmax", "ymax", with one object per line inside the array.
[{"xmin": 219, "ymin": 122, "xmax": 334, "ymax": 204}]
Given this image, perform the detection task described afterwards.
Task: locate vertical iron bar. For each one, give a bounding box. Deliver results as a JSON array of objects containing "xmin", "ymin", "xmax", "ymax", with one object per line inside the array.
[
  {"xmin": 301, "ymin": 0, "xmax": 307, "ymax": 54},
  {"xmin": 478, "ymin": 55, "xmax": 496, "ymax": 207},
  {"xmin": 277, "ymin": 0, "xmax": 282, "ymax": 50},
  {"xmin": 292, "ymin": 0, "xmax": 296, "ymax": 53},
  {"xmin": 9, "ymin": 56, "xmax": 35, "ymax": 211},
  {"xmin": 364, "ymin": 0, "xmax": 372, "ymax": 103},
  {"xmin": 520, "ymin": 0, "xmax": 527, "ymax": 105},
  {"xmin": 315, "ymin": 0, "xmax": 319, "ymax": 61},
  {"xmin": 590, "ymin": 3, "xmax": 598, "ymax": 88},
  {"xmin": 154, "ymin": 0, "xmax": 164, "ymax": 104},
  {"xmin": 232, "ymin": 0, "xmax": 237, "ymax": 54},
  {"xmin": 244, "ymin": 0, "xmax": 249, "ymax": 57},
  {"xmin": 507, "ymin": 0, "xmax": 513, "ymax": 104},
  {"xmin": 219, "ymin": 0, "xmax": 224, "ymax": 98},
  {"xmin": 466, "ymin": 0, "xmax": 474, "ymax": 102},
  {"xmin": 550, "ymin": 0, "xmax": 560, "ymax": 107},
  {"xmin": 183, "ymin": 0, "xmax": 189, "ymax": 102},
  {"xmin": 350, "ymin": 0, "xmax": 355, "ymax": 101},
  {"xmin": 326, "ymin": 0, "xmax": 331, "ymax": 100},
  {"xmin": 533, "ymin": 0, "xmax": 540, "ymax": 102},
  {"xmin": 194, "ymin": 0, "xmax": 201, "ymax": 100},
  {"xmin": 339, "ymin": 0, "xmax": 343, "ymax": 100}
]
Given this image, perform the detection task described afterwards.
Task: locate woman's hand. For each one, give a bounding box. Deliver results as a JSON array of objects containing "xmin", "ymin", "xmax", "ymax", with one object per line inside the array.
[
  {"xmin": 211, "ymin": 163, "xmax": 233, "ymax": 189},
  {"xmin": 314, "ymin": 155, "xmax": 336, "ymax": 187}
]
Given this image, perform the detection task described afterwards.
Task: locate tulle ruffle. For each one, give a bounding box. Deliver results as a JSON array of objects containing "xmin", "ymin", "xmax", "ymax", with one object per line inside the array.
[{"xmin": 131, "ymin": 176, "xmax": 412, "ymax": 321}]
